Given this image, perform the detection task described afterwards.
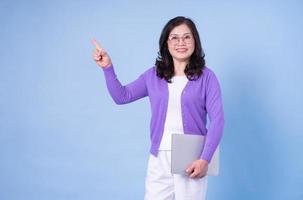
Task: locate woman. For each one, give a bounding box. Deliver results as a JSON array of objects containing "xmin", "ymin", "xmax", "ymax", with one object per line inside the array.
[{"xmin": 92, "ymin": 16, "xmax": 224, "ymax": 200}]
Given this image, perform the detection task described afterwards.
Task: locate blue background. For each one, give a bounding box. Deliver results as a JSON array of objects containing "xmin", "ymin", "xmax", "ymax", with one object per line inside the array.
[{"xmin": 1, "ymin": 0, "xmax": 302, "ymax": 199}]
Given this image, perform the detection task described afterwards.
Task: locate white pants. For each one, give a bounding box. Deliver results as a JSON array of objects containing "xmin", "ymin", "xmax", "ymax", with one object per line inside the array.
[{"xmin": 144, "ymin": 151, "xmax": 208, "ymax": 200}]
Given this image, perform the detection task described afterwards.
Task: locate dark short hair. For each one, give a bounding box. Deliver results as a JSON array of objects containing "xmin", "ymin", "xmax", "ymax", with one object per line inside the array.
[{"xmin": 155, "ymin": 16, "xmax": 206, "ymax": 82}]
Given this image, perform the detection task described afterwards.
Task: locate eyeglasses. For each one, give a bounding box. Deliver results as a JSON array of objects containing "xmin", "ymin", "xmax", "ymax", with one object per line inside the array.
[{"xmin": 167, "ymin": 34, "xmax": 194, "ymax": 45}]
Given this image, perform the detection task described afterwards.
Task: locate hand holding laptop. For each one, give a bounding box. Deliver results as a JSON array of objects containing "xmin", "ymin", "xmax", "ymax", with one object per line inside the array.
[
  {"xmin": 171, "ymin": 134, "xmax": 220, "ymax": 177},
  {"xmin": 186, "ymin": 159, "xmax": 209, "ymax": 178}
]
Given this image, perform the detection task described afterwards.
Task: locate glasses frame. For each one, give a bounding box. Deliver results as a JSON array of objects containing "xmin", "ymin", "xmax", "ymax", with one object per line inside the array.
[{"xmin": 167, "ymin": 33, "xmax": 194, "ymax": 45}]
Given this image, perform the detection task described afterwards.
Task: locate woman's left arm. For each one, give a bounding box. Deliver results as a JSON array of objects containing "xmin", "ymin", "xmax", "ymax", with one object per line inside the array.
[
  {"xmin": 187, "ymin": 70, "xmax": 225, "ymax": 178},
  {"xmin": 201, "ymin": 71, "xmax": 225, "ymax": 162}
]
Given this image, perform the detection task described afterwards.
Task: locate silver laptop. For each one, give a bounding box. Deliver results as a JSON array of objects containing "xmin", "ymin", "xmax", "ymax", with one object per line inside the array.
[{"xmin": 171, "ymin": 133, "xmax": 219, "ymax": 176}]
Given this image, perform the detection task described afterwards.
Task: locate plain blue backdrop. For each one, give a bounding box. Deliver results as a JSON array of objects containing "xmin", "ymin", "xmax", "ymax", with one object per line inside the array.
[{"xmin": 1, "ymin": 0, "xmax": 302, "ymax": 199}]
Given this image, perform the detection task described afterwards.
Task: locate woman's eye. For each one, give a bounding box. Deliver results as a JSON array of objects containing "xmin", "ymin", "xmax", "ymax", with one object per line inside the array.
[{"xmin": 184, "ymin": 35, "xmax": 191, "ymax": 40}]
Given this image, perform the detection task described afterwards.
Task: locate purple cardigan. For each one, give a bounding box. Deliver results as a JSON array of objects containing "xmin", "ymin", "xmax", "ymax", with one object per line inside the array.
[{"xmin": 102, "ymin": 65, "xmax": 224, "ymax": 162}]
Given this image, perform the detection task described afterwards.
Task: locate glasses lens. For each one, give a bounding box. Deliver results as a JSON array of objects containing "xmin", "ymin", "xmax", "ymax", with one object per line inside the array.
[{"xmin": 168, "ymin": 34, "xmax": 193, "ymax": 44}]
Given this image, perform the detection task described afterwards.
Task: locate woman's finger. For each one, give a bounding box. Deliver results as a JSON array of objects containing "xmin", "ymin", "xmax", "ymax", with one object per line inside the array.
[
  {"xmin": 92, "ymin": 51, "xmax": 100, "ymax": 58},
  {"xmin": 94, "ymin": 49, "xmax": 100, "ymax": 54},
  {"xmin": 186, "ymin": 164, "xmax": 194, "ymax": 174},
  {"xmin": 189, "ymin": 168, "xmax": 199, "ymax": 178},
  {"xmin": 100, "ymin": 49, "xmax": 108, "ymax": 56},
  {"xmin": 94, "ymin": 55, "xmax": 101, "ymax": 60},
  {"xmin": 92, "ymin": 38, "xmax": 103, "ymax": 51},
  {"xmin": 92, "ymin": 52, "xmax": 101, "ymax": 59}
]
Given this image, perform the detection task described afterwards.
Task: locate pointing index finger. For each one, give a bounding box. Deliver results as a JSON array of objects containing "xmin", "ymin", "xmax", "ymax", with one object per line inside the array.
[{"xmin": 92, "ymin": 38, "xmax": 103, "ymax": 51}]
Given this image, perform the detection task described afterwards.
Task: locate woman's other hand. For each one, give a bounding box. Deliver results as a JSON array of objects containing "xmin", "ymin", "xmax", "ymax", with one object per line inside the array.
[
  {"xmin": 92, "ymin": 38, "xmax": 112, "ymax": 68},
  {"xmin": 186, "ymin": 159, "xmax": 209, "ymax": 179}
]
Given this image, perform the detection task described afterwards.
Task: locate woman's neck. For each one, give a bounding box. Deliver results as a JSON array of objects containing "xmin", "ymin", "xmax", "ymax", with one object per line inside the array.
[{"xmin": 173, "ymin": 60, "xmax": 188, "ymax": 76}]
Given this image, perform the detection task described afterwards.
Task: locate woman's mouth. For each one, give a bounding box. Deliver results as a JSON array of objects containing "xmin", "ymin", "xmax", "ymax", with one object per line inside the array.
[{"xmin": 176, "ymin": 48, "xmax": 188, "ymax": 53}]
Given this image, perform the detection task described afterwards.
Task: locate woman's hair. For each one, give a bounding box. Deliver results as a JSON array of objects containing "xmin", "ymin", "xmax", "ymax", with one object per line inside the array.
[{"xmin": 155, "ymin": 16, "xmax": 206, "ymax": 82}]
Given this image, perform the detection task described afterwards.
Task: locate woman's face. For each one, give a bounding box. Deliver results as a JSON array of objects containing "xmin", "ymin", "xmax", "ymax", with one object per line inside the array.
[{"xmin": 167, "ymin": 23, "xmax": 195, "ymax": 64}]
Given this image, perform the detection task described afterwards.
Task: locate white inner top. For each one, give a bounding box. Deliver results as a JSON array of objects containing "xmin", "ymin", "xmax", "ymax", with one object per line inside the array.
[{"xmin": 159, "ymin": 75, "xmax": 188, "ymax": 150}]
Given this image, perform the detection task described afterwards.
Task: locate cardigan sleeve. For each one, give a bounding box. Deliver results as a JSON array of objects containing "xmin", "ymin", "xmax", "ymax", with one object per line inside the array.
[
  {"xmin": 102, "ymin": 65, "xmax": 148, "ymax": 104},
  {"xmin": 200, "ymin": 70, "xmax": 225, "ymax": 162}
]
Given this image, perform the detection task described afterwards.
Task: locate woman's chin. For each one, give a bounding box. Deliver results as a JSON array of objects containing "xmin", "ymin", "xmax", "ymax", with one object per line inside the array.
[{"xmin": 173, "ymin": 56, "xmax": 191, "ymax": 63}]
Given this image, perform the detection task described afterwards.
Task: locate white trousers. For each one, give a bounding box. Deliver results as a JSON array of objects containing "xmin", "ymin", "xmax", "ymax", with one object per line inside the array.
[{"xmin": 144, "ymin": 151, "xmax": 208, "ymax": 200}]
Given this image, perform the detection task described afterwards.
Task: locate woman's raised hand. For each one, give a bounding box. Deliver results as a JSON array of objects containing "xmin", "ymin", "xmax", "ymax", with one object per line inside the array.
[{"xmin": 92, "ymin": 39, "xmax": 112, "ymax": 68}]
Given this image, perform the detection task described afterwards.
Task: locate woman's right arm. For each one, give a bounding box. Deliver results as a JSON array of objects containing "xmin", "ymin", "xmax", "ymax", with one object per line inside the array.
[{"xmin": 92, "ymin": 39, "xmax": 148, "ymax": 104}]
